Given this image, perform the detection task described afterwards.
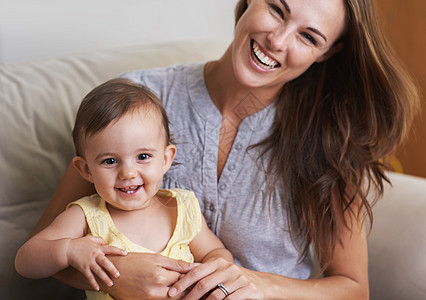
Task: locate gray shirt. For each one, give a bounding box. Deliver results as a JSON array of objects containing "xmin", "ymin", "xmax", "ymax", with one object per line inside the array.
[{"xmin": 120, "ymin": 63, "xmax": 312, "ymax": 279}]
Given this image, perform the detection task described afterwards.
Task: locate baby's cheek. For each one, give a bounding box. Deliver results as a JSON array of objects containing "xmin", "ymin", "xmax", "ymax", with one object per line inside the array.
[{"xmin": 155, "ymin": 176, "xmax": 164, "ymax": 190}]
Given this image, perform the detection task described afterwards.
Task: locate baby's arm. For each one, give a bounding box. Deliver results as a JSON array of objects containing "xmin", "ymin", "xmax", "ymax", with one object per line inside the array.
[
  {"xmin": 15, "ymin": 205, "xmax": 127, "ymax": 291},
  {"xmin": 189, "ymin": 216, "xmax": 233, "ymax": 264}
]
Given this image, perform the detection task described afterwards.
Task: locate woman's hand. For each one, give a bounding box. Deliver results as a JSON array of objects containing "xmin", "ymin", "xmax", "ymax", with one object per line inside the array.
[
  {"xmin": 168, "ymin": 257, "xmax": 262, "ymax": 299},
  {"xmin": 103, "ymin": 252, "xmax": 196, "ymax": 300}
]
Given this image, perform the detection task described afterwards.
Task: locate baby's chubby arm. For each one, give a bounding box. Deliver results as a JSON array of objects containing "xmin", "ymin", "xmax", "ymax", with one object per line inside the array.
[
  {"xmin": 15, "ymin": 205, "xmax": 127, "ymax": 291},
  {"xmin": 190, "ymin": 216, "xmax": 233, "ymax": 264}
]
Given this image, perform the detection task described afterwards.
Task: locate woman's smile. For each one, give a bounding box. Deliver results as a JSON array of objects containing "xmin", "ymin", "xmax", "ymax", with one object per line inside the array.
[{"xmin": 250, "ymin": 39, "xmax": 281, "ymax": 71}]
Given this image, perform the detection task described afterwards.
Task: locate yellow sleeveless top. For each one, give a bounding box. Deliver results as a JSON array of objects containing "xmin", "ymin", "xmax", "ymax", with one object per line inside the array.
[{"xmin": 68, "ymin": 188, "xmax": 202, "ymax": 300}]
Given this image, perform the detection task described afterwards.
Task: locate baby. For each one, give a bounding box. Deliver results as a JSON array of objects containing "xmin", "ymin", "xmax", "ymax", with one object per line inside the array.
[{"xmin": 15, "ymin": 78, "xmax": 232, "ymax": 299}]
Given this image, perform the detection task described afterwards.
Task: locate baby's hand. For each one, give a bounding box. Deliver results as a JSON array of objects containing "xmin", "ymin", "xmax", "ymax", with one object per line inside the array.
[{"xmin": 66, "ymin": 235, "xmax": 128, "ymax": 291}]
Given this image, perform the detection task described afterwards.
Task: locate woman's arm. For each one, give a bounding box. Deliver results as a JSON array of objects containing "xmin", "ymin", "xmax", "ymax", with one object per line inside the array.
[
  {"xmin": 169, "ymin": 196, "xmax": 369, "ymax": 300},
  {"xmin": 257, "ymin": 199, "xmax": 369, "ymax": 300},
  {"xmin": 102, "ymin": 253, "xmax": 196, "ymax": 300},
  {"xmin": 53, "ymin": 252, "xmax": 197, "ymax": 299}
]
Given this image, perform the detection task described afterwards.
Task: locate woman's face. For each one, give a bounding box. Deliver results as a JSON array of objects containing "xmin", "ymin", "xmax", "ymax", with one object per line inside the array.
[{"xmin": 232, "ymin": 0, "xmax": 346, "ymax": 90}]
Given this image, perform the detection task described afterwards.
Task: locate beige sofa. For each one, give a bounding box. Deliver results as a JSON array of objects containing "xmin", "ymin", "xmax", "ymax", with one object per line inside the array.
[{"xmin": 1, "ymin": 42, "xmax": 425, "ymax": 299}]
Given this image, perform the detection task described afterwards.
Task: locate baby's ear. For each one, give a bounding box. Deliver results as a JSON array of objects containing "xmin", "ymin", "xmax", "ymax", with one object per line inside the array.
[
  {"xmin": 72, "ymin": 156, "xmax": 94, "ymax": 183},
  {"xmin": 316, "ymin": 42, "xmax": 343, "ymax": 63},
  {"xmin": 162, "ymin": 144, "xmax": 177, "ymax": 174}
]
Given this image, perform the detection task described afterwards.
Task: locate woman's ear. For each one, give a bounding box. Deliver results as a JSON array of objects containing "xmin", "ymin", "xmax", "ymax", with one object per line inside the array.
[
  {"xmin": 316, "ymin": 42, "xmax": 343, "ymax": 63},
  {"xmin": 72, "ymin": 156, "xmax": 94, "ymax": 183},
  {"xmin": 162, "ymin": 144, "xmax": 177, "ymax": 174}
]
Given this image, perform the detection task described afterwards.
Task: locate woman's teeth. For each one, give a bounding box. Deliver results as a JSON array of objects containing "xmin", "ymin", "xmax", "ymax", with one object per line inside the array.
[{"xmin": 252, "ymin": 41, "xmax": 279, "ymax": 69}]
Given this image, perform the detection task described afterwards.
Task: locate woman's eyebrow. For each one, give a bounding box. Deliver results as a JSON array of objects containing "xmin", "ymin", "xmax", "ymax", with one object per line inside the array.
[
  {"xmin": 308, "ymin": 27, "xmax": 327, "ymax": 42},
  {"xmin": 279, "ymin": 0, "xmax": 291, "ymax": 13},
  {"xmin": 278, "ymin": 1, "xmax": 327, "ymax": 43}
]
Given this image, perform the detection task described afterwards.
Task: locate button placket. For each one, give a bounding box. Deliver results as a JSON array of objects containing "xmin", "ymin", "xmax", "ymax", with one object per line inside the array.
[{"xmin": 203, "ymin": 121, "xmax": 220, "ymax": 233}]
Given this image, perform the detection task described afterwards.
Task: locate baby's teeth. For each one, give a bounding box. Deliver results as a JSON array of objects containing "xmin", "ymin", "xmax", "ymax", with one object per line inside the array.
[{"xmin": 121, "ymin": 185, "xmax": 138, "ymax": 193}]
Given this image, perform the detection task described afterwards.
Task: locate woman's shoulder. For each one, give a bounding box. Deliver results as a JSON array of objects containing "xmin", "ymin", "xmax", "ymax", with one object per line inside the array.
[{"xmin": 118, "ymin": 62, "xmax": 205, "ymax": 88}]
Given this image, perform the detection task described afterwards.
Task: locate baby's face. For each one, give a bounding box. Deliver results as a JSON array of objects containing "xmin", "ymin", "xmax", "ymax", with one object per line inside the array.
[{"xmin": 82, "ymin": 108, "xmax": 175, "ymax": 211}]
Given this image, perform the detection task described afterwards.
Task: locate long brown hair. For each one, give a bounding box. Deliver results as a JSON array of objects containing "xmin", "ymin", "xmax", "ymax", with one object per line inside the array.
[{"xmin": 236, "ymin": 0, "xmax": 420, "ymax": 272}]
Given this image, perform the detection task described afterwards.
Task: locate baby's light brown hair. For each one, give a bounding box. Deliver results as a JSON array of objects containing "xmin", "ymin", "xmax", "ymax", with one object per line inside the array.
[{"xmin": 72, "ymin": 78, "xmax": 171, "ymax": 157}]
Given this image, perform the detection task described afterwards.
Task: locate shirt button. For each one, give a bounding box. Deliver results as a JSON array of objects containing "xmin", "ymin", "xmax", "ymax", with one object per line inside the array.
[
  {"xmin": 235, "ymin": 143, "xmax": 243, "ymax": 151},
  {"xmin": 209, "ymin": 204, "xmax": 215, "ymax": 211},
  {"xmin": 208, "ymin": 152, "xmax": 216, "ymax": 161},
  {"xmin": 219, "ymin": 184, "xmax": 227, "ymax": 191},
  {"xmin": 228, "ymin": 164, "xmax": 236, "ymax": 171}
]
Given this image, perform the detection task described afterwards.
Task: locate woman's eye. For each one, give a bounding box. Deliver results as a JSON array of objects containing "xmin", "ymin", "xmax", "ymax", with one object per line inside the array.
[
  {"xmin": 102, "ymin": 158, "xmax": 117, "ymax": 165},
  {"xmin": 138, "ymin": 153, "xmax": 150, "ymax": 161},
  {"xmin": 269, "ymin": 4, "xmax": 284, "ymax": 18},
  {"xmin": 301, "ymin": 32, "xmax": 317, "ymax": 46}
]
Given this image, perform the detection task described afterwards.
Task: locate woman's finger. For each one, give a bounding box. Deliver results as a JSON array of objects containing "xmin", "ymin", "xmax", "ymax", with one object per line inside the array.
[
  {"xmin": 181, "ymin": 261, "xmax": 239, "ymax": 300},
  {"xmin": 207, "ymin": 279, "xmax": 250, "ymax": 300},
  {"xmin": 156, "ymin": 254, "xmax": 196, "ymax": 274},
  {"xmin": 225, "ymin": 283, "xmax": 258, "ymax": 300},
  {"xmin": 168, "ymin": 262, "xmax": 217, "ymax": 297},
  {"xmin": 183, "ymin": 274, "xmax": 225, "ymax": 300}
]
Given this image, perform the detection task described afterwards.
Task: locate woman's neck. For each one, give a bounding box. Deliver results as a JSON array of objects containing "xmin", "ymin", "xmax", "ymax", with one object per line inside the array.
[{"xmin": 204, "ymin": 44, "xmax": 282, "ymax": 178}]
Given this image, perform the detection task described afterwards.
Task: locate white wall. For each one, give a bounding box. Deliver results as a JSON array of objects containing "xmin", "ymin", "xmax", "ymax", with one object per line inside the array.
[{"xmin": 0, "ymin": 0, "xmax": 238, "ymax": 63}]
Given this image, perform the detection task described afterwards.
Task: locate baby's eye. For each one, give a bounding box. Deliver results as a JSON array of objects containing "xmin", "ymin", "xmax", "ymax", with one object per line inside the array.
[
  {"xmin": 102, "ymin": 158, "xmax": 117, "ymax": 165},
  {"xmin": 301, "ymin": 32, "xmax": 317, "ymax": 46},
  {"xmin": 137, "ymin": 153, "xmax": 151, "ymax": 161}
]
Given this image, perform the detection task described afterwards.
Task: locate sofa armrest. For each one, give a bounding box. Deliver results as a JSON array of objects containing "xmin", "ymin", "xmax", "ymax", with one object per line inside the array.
[{"xmin": 368, "ymin": 172, "xmax": 426, "ymax": 299}]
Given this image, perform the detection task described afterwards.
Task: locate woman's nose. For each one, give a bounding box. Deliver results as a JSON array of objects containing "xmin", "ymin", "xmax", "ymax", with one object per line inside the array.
[
  {"xmin": 267, "ymin": 26, "xmax": 290, "ymax": 52},
  {"xmin": 119, "ymin": 163, "xmax": 137, "ymax": 180}
]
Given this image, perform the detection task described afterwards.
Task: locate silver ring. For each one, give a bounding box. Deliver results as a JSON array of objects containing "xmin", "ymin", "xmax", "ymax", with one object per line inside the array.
[{"xmin": 217, "ymin": 283, "xmax": 230, "ymax": 297}]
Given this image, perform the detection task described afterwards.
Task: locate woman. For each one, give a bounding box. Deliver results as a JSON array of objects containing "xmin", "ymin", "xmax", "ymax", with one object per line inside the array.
[{"xmin": 34, "ymin": 0, "xmax": 419, "ymax": 298}]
